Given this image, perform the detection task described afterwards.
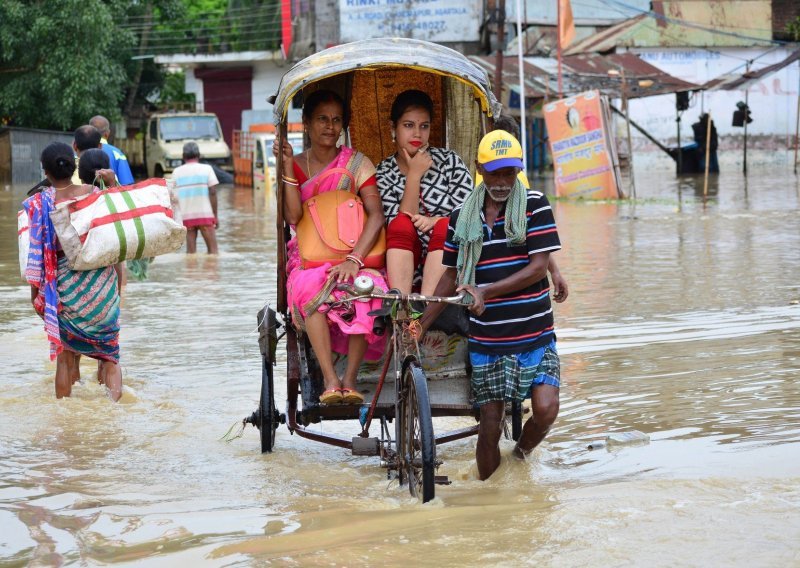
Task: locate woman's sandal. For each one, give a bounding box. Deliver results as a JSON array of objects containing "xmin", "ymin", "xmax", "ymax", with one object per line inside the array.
[
  {"xmin": 319, "ymin": 388, "xmax": 343, "ymax": 405},
  {"xmin": 340, "ymin": 388, "xmax": 365, "ymax": 405}
]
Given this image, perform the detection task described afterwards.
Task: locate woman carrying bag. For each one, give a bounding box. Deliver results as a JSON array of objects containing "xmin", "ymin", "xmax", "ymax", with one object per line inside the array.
[
  {"xmin": 22, "ymin": 143, "xmax": 124, "ymax": 401},
  {"xmin": 274, "ymin": 90, "xmax": 387, "ymax": 405}
]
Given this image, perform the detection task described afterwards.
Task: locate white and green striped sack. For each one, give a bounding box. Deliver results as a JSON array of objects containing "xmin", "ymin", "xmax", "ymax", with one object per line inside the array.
[{"xmin": 50, "ymin": 178, "xmax": 186, "ymax": 270}]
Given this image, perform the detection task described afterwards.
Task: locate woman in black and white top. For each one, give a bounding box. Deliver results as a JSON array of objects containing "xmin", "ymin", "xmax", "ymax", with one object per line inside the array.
[{"xmin": 376, "ymin": 90, "xmax": 473, "ymax": 294}]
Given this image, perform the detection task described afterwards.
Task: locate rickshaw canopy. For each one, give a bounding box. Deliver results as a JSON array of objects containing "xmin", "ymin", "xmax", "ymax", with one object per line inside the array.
[{"xmin": 271, "ymin": 38, "xmax": 500, "ymax": 124}]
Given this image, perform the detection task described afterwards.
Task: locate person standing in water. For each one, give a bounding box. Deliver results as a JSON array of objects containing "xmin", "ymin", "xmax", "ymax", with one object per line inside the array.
[
  {"xmin": 22, "ymin": 142, "xmax": 124, "ymax": 401},
  {"xmin": 172, "ymin": 141, "xmax": 220, "ymax": 254},
  {"xmin": 419, "ymin": 131, "xmax": 562, "ymax": 480}
]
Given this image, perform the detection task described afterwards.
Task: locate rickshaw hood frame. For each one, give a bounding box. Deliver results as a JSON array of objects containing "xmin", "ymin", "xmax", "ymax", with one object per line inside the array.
[{"xmin": 270, "ymin": 38, "xmax": 501, "ymax": 125}]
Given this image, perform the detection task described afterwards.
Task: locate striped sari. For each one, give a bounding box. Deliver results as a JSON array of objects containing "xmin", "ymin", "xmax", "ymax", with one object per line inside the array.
[
  {"xmin": 23, "ymin": 187, "xmax": 121, "ymax": 362},
  {"xmin": 56, "ymin": 256, "xmax": 120, "ymax": 362}
]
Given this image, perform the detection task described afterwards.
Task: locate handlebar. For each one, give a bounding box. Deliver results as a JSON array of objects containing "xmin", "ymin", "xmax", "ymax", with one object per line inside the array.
[{"xmin": 334, "ymin": 283, "xmax": 472, "ymax": 306}]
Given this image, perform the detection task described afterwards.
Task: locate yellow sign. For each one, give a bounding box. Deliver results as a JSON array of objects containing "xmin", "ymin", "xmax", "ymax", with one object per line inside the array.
[{"xmin": 544, "ymin": 90, "xmax": 620, "ymax": 199}]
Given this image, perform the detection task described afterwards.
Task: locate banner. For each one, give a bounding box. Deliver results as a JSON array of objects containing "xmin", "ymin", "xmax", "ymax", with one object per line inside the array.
[
  {"xmin": 543, "ymin": 90, "xmax": 620, "ymax": 199},
  {"xmin": 338, "ymin": 0, "xmax": 480, "ymax": 43}
]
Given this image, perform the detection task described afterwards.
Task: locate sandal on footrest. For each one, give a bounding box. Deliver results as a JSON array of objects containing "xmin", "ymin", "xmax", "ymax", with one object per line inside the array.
[
  {"xmin": 319, "ymin": 388, "xmax": 343, "ymax": 405},
  {"xmin": 340, "ymin": 388, "xmax": 365, "ymax": 405}
]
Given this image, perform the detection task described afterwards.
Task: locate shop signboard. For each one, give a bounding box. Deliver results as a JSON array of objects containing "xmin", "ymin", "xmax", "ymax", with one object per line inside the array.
[
  {"xmin": 543, "ymin": 90, "xmax": 621, "ymax": 199},
  {"xmin": 338, "ymin": 0, "xmax": 481, "ymax": 43}
]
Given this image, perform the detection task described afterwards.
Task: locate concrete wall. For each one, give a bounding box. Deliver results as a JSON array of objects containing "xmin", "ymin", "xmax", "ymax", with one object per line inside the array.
[
  {"xmin": 0, "ymin": 128, "xmax": 73, "ymax": 185},
  {"xmin": 620, "ymin": 46, "xmax": 800, "ymax": 171}
]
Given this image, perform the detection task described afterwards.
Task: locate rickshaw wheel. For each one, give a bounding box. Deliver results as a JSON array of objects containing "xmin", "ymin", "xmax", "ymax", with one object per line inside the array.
[
  {"xmin": 259, "ymin": 355, "xmax": 279, "ymax": 453},
  {"xmin": 399, "ymin": 359, "xmax": 436, "ymax": 503}
]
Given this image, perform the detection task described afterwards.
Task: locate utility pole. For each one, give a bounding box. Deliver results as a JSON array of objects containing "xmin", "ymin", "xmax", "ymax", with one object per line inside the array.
[
  {"xmin": 620, "ymin": 67, "xmax": 636, "ymax": 199},
  {"xmin": 795, "ymin": 60, "xmax": 800, "ymax": 174},
  {"xmin": 494, "ymin": 0, "xmax": 506, "ymax": 102},
  {"xmin": 704, "ymin": 112, "xmax": 712, "ymax": 197},
  {"xmin": 743, "ymin": 60, "xmax": 750, "ymax": 176},
  {"xmin": 557, "ymin": 0, "xmax": 563, "ymax": 97}
]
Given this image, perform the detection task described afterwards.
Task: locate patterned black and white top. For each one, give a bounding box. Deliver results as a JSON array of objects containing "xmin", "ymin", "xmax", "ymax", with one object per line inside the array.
[{"xmin": 376, "ymin": 147, "xmax": 473, "ymax": 253}]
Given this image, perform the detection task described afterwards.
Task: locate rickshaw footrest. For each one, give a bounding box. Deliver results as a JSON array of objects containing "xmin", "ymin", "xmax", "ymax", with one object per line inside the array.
[{"xmin": 434, "ymin": 476, "xmax": 451, "ymax": 485}]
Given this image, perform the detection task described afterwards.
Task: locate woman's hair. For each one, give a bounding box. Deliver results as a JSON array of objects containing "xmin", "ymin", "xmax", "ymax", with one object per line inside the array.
[
  {"xmin": 78, "ymin": 148, "xmax": 110, "ymax": 185},
  {"xmin": 302, "ymin": 89, "xmax": 349, "ymax": 129},
  {"xmin": 390, "ymin": 90, "xmax": 434, "ymax": 124},
  {"xmin": 40, "ymin": 142, "xmax": 76, "ymax": 181}
]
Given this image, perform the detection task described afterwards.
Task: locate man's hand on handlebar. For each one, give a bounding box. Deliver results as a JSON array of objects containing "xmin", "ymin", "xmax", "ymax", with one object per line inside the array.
[{"xmin": 456, "ymin": 284, "xmax": 485, "ymax": 316}]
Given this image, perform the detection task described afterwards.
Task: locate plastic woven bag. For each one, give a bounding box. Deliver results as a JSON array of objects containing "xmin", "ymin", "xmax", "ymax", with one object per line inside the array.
[{"xmin": 49, "ymin": 178, "xmax": 186, "ymax": 270}]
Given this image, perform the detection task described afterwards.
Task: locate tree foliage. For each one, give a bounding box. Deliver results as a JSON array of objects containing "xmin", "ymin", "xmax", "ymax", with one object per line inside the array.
[
  {"xmin": 787, "ymin": 16, "xmax": 800, "ymax": 42},
  {"xmin": 0, "ymin": 0, "xmax": 134, "ymax": 129},
  {"xmin": 0, "ymin": 0, "xmax": 281, "ymax": 131}
]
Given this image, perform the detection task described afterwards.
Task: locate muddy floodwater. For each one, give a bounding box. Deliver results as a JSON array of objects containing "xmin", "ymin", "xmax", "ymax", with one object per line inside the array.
[{"xmin": 1, "ymin": 170, "xmax": 799, "ymax": 566}]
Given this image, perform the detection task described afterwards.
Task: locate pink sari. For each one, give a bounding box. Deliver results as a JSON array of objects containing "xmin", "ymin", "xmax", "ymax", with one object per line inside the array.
[{"xmin": 286, "ymin": 147, "xmax": 388, "ymax": 361}]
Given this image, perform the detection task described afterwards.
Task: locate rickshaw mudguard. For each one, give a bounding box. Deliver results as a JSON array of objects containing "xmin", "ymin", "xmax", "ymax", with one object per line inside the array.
[{"xmin": 256, "ymin": 305, "xmax": 281, "ymax": 365}]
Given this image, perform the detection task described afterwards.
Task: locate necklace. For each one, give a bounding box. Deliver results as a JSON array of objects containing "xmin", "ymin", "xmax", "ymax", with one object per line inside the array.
[
  {"xmin": 306, "ymin": 152, "xmax": 316, "ymax": 179},
  {"xmin": 53, "ymin": 182, "xmax": 76, "ymax": 191},
  {"xmin": 306, "ymin": 148, "xmax": 338, "ymax": 179}
]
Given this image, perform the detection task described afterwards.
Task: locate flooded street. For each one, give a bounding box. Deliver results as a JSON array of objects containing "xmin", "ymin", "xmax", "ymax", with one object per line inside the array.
[{"xmin": 1, "ymin": 169, "xmax": 799, "ymax": 566}]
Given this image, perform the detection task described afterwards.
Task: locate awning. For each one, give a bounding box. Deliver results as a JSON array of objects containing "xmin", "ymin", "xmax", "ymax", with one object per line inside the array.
[
  {"xmin": 702, "ymin": 48, "xmax": 800, "ymax": 91},
  {"xmin": 561, "ymin": 52, "xmax": 698, "ymax": 98},
  {"xmin": 468, "ymin": 52, "xmax": 699, "ymax": 102},
  {"xmin": 467, "ymin": 56, "xmax": 550, "ymax": 99}
]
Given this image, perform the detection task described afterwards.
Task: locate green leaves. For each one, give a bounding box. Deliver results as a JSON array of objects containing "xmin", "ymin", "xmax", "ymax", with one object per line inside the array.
[{"xmin": 0, "ymin": 0, "xmax": 132, "ymax": 129}]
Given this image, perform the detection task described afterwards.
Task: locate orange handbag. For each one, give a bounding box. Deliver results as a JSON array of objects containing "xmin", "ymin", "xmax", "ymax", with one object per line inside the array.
[{"xmin": 296, "ymin": 167, "xmax": 386, "ymax": 269}]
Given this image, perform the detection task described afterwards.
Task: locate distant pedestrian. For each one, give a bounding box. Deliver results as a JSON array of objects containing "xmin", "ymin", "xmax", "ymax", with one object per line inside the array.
[
  {"xmin": 89, "ymin": 115, "xmax": 135, "ymax": 185},
  {"xmin": 172, "ymin": 142, "xmax": 219, "ymax": 254},
  {"xmin": 692, "ymin": 113, "xmax": 719, "ymax": 174},
  {"xmin": 71, "ymin": 125, "xmax": 103, "ymax": 185},
  {"xmin": 73, "ymin": 125, "xmax": 130, "ymax": 290}
]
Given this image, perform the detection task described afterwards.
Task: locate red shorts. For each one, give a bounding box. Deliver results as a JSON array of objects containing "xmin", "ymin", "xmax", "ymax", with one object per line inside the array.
[{"xmin": 386, "ymin": 213, "xmax": 449, "ymax": 268}]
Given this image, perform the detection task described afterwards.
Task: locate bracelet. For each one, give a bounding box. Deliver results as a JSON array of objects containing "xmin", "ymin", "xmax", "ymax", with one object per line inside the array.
[
  {"xmin": 345, "ymin": 254, "xmax": 364, "ymax": 268},
  {"xmin": 282, "ymin": 177, "xmax": 298, "ymax": 186}
]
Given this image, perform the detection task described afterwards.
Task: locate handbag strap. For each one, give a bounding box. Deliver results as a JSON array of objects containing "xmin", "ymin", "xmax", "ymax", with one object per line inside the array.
[
  {"xmin": 306, "ymin": 198, "xmax": 356, "ymax": 253},
  {"xmin": 311, "ymin": 167, "xmax": 357, "ymax": 197}
]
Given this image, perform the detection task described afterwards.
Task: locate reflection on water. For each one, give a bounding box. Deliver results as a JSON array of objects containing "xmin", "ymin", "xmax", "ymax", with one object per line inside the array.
[{"xmin": 1, "ymin": 169, "xmax": 799, "ymax": 565}]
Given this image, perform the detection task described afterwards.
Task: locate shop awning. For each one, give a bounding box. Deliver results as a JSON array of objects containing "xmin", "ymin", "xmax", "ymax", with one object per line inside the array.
[
  {"xmin": 702, "ymin": 48, "xmax": 800, "ymax": 91},
  {"xmin": 468, "ymin": 52, "xmax": 699, "ymax": 101}
]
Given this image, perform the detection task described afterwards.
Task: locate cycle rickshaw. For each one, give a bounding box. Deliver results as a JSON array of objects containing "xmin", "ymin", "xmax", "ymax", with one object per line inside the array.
[{"xmin": 244, "ymin": 38, "xmax": 523, "ymax": 503}]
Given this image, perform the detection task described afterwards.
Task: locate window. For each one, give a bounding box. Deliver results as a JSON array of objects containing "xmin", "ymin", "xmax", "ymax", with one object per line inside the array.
[{"xmin": 159, "ymin": 116, "xmax": 222, "ymax": 142}]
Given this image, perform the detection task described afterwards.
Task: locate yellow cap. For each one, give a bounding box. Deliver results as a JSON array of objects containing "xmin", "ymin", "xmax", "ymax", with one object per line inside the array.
[{"xmin": 477, "ymin": 130, "xmax": 524, "ymax": 172}]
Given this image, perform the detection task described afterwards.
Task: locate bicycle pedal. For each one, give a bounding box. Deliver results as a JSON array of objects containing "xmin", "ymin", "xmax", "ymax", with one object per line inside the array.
[{"xmin": 434, "ymin": 475, "xmax": 451, "ymax": 485}]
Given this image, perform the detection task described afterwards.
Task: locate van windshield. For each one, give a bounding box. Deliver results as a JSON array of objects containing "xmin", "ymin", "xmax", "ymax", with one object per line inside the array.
[{"xmin": 160, "ymin": 116, "xmax": 221, "ymax": 142}]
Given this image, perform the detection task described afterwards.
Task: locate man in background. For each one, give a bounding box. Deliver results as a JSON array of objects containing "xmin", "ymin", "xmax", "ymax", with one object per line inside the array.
[
  {"xmin": 172, "ymin": 141, "xmax": 219, "ymax": 254},
  {"xmin": 89, "ymin": 115, "xmax": 135, "ymax": 185}
]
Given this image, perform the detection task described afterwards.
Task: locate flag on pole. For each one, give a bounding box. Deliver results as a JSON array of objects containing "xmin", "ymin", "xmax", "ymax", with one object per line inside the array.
[
  {"xmin": 558, "ymin": 0, "xmax": 576, "ymax": 48},
  {"xmin": 280, "ymin": 0, "xmax": 292, "ymax": 60}
]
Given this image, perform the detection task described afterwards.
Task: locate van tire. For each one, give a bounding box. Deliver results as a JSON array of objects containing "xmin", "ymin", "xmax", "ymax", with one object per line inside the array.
[{"xmin": 154, "ymin": 165, "xmax": 164, "ymax": 178}]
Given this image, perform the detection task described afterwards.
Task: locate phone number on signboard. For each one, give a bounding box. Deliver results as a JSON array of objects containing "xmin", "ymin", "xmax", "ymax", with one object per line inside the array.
[{"xmin": 390, "ymin": 20, "xmax": 447, "ymax": 32}]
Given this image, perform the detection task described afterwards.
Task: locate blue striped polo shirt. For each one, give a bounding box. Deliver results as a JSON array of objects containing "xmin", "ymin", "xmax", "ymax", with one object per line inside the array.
[{"xmin": 442, "ymin": 190, "xmax": 561, "ymax": 355}]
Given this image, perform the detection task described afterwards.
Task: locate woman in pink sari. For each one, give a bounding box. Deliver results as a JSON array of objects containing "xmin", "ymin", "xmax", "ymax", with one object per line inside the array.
[{"xmin": 275, "ymin": 90, "xmax": 387, "ymax": 405}]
